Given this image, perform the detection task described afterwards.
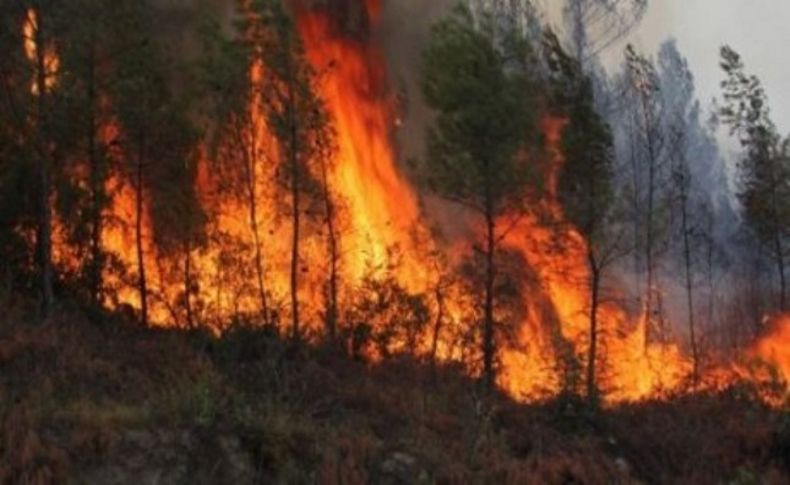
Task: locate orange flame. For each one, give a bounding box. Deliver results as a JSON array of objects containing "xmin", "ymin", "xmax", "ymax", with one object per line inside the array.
[
  {"xmin": 296, "ymin": 0, "xmax": 430, "ymax": 287},
  {"xmin": 44, "ymin": 0, "xmax": 786, "ymax": 404},
  {"xmin": 749, "ymin": 315, "xmax": 790, "ymax": 385}
]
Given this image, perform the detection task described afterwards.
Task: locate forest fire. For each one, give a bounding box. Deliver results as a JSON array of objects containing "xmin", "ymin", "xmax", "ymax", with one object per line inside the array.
[
  {"xmin": 8, "ymin": 2, "xmax": 790, "ymax": 482},
  {"xmin": 25, "ymin": 0, "xmax": 788, "ymax": 405},
  {"xmin": 295, "ymin": 0, "xmax": 431, "ymax": 287}
]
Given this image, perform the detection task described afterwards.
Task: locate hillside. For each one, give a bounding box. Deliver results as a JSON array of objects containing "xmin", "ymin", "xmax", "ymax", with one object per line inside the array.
[{"xmin": 1, "ymin": 299, "xmax": 788, "ymax": 484}]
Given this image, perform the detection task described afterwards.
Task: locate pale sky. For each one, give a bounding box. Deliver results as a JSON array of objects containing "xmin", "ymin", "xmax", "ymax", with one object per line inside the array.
[{"xmin": 602, "ymin": 0, "xmax": 790, "ymax": 134}]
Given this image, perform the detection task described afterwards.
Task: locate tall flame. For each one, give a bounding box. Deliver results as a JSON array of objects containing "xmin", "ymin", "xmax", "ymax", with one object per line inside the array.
[
  {"xmin": 296, "ymin": 0, "xmax": 430, "ymax": 287},
  {"xmin": 38, "ymin": 0, "xmax": 788, "ymax": 404}
]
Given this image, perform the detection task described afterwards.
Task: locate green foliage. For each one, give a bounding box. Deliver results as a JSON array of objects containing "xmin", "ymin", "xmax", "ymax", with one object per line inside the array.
[
  {"xmin": 719, "ymin": 46, "xmax": 789, "ymax": 244},
  {"xmin": 729, "ymin": 55, "xmax": 790, "ymax": 234},
  {"xmin": 421, "ymin": 4, "xmax": 539, "ymax": 216},
  {"xmin": 420, "ymin": 3, "xmax": 543, "ymax": 390},
  {"xmin": 719, "ymin": 45, "xmax": 790, "ymax": 307},
  {"xmin": 545, "ymin": 31, "xmax": 615, "ymax": 242}
]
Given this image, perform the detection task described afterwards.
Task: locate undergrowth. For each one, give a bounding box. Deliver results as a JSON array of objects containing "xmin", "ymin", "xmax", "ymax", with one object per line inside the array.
[{"xmin": 0, "ymin": 302, "xmax": 787, "ymax": 484}]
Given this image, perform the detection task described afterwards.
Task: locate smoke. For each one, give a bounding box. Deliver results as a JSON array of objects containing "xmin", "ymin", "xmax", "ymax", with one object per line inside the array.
[
  {"xmin": 375, "ymin": 0, "xmax": 477, "ymax": 241},
  {"xmin": 378, "ymin": 0, "xmax": 454, "ymax": 163}
]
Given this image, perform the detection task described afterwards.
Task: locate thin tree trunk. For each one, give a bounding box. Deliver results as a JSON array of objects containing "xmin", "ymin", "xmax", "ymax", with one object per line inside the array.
[
  {"xmin": 773, "ymin": 227, "xmax": 786, "ymax": 312},
  {"xmin": 326, "ymin": 207, "xmax": 338, "ymax": 340},
  {"xmin": 318, "ymin": 148, "xmax": 338, "ymax": 342},
  {"xmin": 640, "ymin": 92, "xmax": 659, "ymax": 343},
  {"xmin": 287, "ymin": 67, "xmax": 300, "ymax": 342},
  {"xmin": 706, "ymin": 231, "xmax": 715, "ymax": 341},
  {"xmin": 290, "ymin": 153, "xmax": 300, "ymax": 342},
  {"xmin": 184, "ymin": 237, "xmax": 194, "ymax": 329},
  {"xmin": 87, "ymin": 40, "xmax": 103, "ymax": 304},
  {"xmin": 769, "ymin": 159, "xmax": 786, "ymax": 311},
  {"xmin": 239, "ymin": 121, "xmax": 269, "ymax": 323},
  {"xmin": 570, "ymin": 0, "xmax": 586, "ymax": 62},
  {"xmin": 483, "ymin": 205, "xmax": 496, "ymax": 392},
  {"xmin": 584, "ymin": 161, "xmax": 601, "ymax": 406},
  {"xmin": 681, "ymin": 193, "xmax": 699, "ymax": 384},
  {"xmin": 430, "ymin": 283, "xmax": 445, "ymax": 367},
  {"xmin": 586, "ymin": 259, "xmax": 600, "ymax": 405},
  {"xmin": 34, "ymin": 7, "xmax": 54, "ymax": 313},
  {"xmin": 135, "ymin": 132, "xmax": 148, "ymax": 326},
  {"xmin": 627, "ymin": 114, "xmax": 642, "ymax": 299}
]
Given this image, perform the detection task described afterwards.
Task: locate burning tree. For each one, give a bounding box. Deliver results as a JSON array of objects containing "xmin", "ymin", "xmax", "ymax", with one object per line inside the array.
[
  {"xmin": 109, "ymin": 0, "xmax": 201, "ymax": 327},
  {"xmin": 254, "ymin": 0, "xmax": 335, "ymax": 341},
  {"xmin": 420, "ymin": 5, "xmax": 541, "ymax": 390},
  {"xmin": 544, "ymin": 31, "xmax": 624, "ymax": 405},
  {"xmin": 2, "ymin": 0, "xmax": 785, "ymax": 409}
]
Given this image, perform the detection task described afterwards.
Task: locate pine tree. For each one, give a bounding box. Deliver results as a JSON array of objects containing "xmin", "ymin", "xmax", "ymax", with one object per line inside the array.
[
  {"xmin": 421, "ymin": 5, "xmax": 539, "ymax": 390},
  {"xmin": 545, "ymin": 31, "xmax": 620, "ymax": 405},
  {"xmin": 719, "ymin": 45, "xmax": 790, "ymax": 311}
]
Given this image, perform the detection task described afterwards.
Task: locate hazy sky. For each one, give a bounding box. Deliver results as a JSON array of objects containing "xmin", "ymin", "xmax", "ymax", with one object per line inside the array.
[{"xmin": 598, "ymin": 0, "xmax": 790, "ymax": 133}]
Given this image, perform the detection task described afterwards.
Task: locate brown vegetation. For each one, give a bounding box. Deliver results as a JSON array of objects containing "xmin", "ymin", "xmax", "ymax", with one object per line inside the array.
[{"xmin": 0, "ymin": 299, "xmax": 787, "ymax": 484}]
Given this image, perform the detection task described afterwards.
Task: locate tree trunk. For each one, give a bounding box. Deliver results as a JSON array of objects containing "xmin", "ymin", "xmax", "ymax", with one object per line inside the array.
[
  {"xmin": 430, "ymin": 283, "xmax": 445, "ymax": 368},
  {"xmin": 290, "ymin": 151, "xmax": 300, "ymax": 341},
  {"xmin": 483, "ymin": 207, "xmax": 496, "ymax": 391},
  {"xmin": 569, "ymin": 0, "xmax": 586, "ymax": 62},
  {"xmin": 288, "ymin": 73, "xmax": 300, "ymax": 342},
  {"xmin": 87, "ymin": 41, "xmax": 103, "ymax": 304},
  {"xmin": 240, "ymin": 121, "xmax": 269, "ymax": 323},
  {"xmin": 586, "ymin": 258, "xmax": 600, "ymax": 406},
  {"xmin": 326, "ymin": 209, "xmax": 338, "ymax": 340},
  {"xmin": 640, "ymin": 91, "xmax": 660, "ymax": 344},
  {"xmin": 184, "ymin": 238, "xmax": 194, "ymax": 329},
  {"xmin": 681, "ymin": 193, "xmax": 699, "ymax": 384},
  {"xmin": 627, "ymin": 115, "xmax": 643, "ymax": 301},
  {"xmin": 135, "ymin": 132, "xmax": 148, "ymax": 327},
  {"xmin": 34, "ymin": 8, "xmax": 54, "ymax": 314},
  {"xmin": 774, "ymin": 228, "xmax": 786, "ymax": 312},
  {"xmin": 769, "ymin": 160, "xmax": 785, "ymax": 311},
  {"xmin": 705, "ymin": 230, "xmax": 715, "ymax": 342},
  {"xmin": 319, "ymin": 151, "xmax": 338, "ymax": 342}
]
